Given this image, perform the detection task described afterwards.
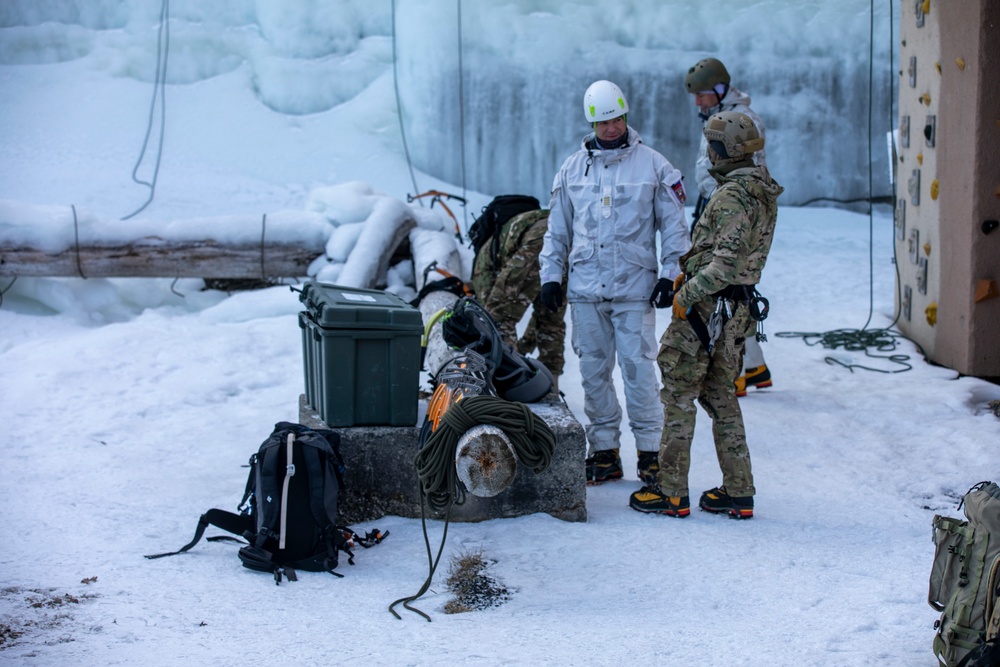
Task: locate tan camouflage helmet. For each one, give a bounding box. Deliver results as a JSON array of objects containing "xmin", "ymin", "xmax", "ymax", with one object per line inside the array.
[
  {"xmin": 684, "ymin": 57, "xmax": 730, "ymax": 93},
  {"xmin": 703, "ymin": 111, "xmax": 765, "ymax": 159}
]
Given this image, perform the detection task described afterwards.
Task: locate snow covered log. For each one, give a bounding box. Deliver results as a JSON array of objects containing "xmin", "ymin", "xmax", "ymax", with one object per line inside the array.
[
  {"xmin": 334, "ymin": 197, "xmax": 417, "ymax": 290},
  {"xmin": 0, "ymin": 200, "xmax": 330, "ymax": 278},
  {"xmin": 410, "ymin": 226, "xmax": 465, "ymax": 377}
]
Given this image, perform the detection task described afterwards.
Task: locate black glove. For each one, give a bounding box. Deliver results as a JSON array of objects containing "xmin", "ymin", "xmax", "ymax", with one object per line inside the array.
[
  {"xmin": 540, "ymin": 282, "xmax": 563, "ymax": 313},
  {"xmin": 649, "ymin": 278, "xmax": 675, "ymax": 309}
]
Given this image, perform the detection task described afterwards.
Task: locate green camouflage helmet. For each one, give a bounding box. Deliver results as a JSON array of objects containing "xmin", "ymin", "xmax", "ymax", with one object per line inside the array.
[
  {"xmin": 703, "ymin": 111, "xmax": 765, "ymax": 159},
  {"xmin": 684, "ymin": 58, "xmax": 731, "ymax": 93}
]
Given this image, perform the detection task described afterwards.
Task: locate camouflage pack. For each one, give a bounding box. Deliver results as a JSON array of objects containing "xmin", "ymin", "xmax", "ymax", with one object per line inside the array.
[{"xmin": 928, "ymin": 481, "xmax": 1000, "ymax": 666}]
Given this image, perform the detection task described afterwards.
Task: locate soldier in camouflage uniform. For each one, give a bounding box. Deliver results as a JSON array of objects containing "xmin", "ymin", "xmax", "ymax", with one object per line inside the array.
[
  {"xmin": 684, "ymin": 56, "xmax": 774, "ymax": 397},
  {"xmin": 630, "ymin": 110, "xmax": 783, "ymax": 520},
  {"xmin": 471, "ymin": 208, "xmax": 566, "ymax": 380}
]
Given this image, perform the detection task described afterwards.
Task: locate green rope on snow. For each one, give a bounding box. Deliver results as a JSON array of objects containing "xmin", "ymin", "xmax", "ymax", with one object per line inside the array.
[{"xmin": 389, "ymin": 394, "xmax": 556, "ymax": 621}]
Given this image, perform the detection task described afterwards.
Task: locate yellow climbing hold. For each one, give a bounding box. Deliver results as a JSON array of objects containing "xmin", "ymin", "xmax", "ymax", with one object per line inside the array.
[
  {"xmin": 922, "ymin": 0, "xmax": 930, "ymax": 15},
  {"xmin": 935, "ymin": 62, "xmax": 942, "ymax": 75},
  {"xmin": 917, "ymin": 153, "xmax": 924, "ymax": 165},
  {"xmin": 923, "ymin": 242, "xmax": 931, "ymax": 256},
  {"xmin": 956, "ymin": 58, "xmax": 966, "ymax": 71},
  {"xmin": 925, "ymin": 302, "xmax": 937, "ymax": 326},
  {"xmin": 930, "ymin": 179, "xmax": 939, "ymax": 201},
  {"xmin": 919, "ymin": 93, "xmax": 932, "ymax": 106}
]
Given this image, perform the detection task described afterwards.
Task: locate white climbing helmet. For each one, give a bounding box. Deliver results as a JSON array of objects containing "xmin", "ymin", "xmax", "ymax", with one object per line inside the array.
[{"xmin": 583, "ymin": 80, "xmax": 629, "ymax": 124}]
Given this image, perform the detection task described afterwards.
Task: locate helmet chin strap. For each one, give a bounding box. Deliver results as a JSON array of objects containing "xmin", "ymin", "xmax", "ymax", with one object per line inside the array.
[{"xmin": 698, "ymin": 83, "xmax": 729, "ymax": 121}]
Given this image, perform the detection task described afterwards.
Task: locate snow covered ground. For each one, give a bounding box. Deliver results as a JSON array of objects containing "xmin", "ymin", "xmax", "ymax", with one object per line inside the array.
[
  {"xmin": 1, "ymin": 2, "xmax": 997, "ymax": 665},
  {"xmin": 4, "ymin": 205, "xmax": 998, "ymax": 666}
]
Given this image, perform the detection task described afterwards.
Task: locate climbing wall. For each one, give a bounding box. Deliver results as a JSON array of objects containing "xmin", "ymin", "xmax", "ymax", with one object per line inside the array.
[{"xmin": 896, "ymin": 0, "xmax": 1000, "ymax": 377}]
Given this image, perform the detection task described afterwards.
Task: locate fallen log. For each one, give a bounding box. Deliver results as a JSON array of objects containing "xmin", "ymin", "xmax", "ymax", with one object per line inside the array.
[
  {"xmin": 0, "ymin": 200, "xmax": 330, "ymax": 278},
  {"xmin": 0, "ymin": 239, "xmax": 328, "ymax": 278},
  {"xmin": 454, "ymin": 424, "xmax": 517, "ymax": 497}
]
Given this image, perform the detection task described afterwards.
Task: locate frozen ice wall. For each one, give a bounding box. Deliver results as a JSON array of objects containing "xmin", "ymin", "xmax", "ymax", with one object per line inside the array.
[
  {"xmin": 0, "ymin": 0, "xmax": 896, "ymax": 208},
  {"xmin": 395, "ymin": 0, "xmax": 898, "ymax": 206}
]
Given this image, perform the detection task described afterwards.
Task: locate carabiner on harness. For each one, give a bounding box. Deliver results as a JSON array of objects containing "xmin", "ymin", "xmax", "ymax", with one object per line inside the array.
[
  {"xmin": 748, "ymin": 288, "xmax": 770, "ymax": 343},
  {"xmin": 705, "ymin": 297, "xmax": 733, "ymax": 353}
]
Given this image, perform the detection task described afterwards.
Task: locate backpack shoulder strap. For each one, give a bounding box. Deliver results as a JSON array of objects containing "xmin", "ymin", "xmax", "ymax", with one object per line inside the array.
[
  {"xmin": 252, "ymin": 436, "xmax": 286, "ymax": 547},
  {"xmin": 144, "ymin": 508, "xmax": 254, "ymax": 559}
]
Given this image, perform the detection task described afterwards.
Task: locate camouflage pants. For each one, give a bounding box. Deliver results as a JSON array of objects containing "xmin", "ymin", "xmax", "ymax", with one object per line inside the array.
[
  {"xmin": 656, "ymin": 299, "xmax": 756, "ymax": 498},
  {"xmin": 479, "ymin": 239, "xmax": 566, "ymax": 377}
]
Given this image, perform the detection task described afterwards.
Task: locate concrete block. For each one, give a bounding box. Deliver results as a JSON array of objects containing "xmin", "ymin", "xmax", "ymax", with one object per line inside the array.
[{"xmin": 299, "ymin": 394, "xmax": 587, "ymax": 523}]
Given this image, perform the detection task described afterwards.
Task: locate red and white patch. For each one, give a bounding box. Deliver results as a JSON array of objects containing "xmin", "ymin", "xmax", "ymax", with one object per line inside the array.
[{"xmin": 670, "ymin": 180, "xmax": 687, "ymax": 205}]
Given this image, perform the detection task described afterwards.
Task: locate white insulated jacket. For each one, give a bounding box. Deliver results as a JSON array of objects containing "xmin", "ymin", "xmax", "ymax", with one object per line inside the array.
[{"xmin": 540, "ymin": 128, "xmax": 689, "ymax": 303}]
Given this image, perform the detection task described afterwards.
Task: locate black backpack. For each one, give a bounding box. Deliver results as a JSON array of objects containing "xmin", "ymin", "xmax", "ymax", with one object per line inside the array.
[
  {"xmin": 440, "ymin": 297, "xmax": 554, "ymax": 403},
  {"xmin": 467, "ymin": 194, "xmax": 540, "ymax": 264},
  {"xmin": 146, "ymin": 422, "xmax": 386, "ymax": 584}
]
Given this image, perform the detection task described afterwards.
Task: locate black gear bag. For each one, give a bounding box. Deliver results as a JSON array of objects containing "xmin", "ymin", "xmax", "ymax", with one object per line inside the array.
[
  {"xmin": 440, "ymin": 297, "xmax": 554, "ymax": 403},
  {"xmin": 467, "ymin": 194, "xmax": 540, "ymax": 262},
  {"xmin": 145, "ymin": 422, "xmax": 386, "ymax": 584}
]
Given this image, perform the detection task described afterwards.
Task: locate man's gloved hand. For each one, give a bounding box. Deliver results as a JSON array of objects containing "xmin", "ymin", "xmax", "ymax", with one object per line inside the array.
[
  {"xmin": 671, "ymin": 274, "xmax": 687, "ymax": 320},
  {"xmin": 540, "ymin": 281, "xmax": 563, "ymax": 313},
  {"xmin": 649, "ymin": 278, "xmax": 675, "ymax": 309}
]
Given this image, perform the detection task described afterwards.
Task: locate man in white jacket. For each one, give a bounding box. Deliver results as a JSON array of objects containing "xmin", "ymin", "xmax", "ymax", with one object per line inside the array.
[
  {"xmin": 539, "ymin": 80, "xmax": 690, "ymax": 485},
  {"xmin": 685, "ymin": 58, "xmax": 773, "ymax": 397}
]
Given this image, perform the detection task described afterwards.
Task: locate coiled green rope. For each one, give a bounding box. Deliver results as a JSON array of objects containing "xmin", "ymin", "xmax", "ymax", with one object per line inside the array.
[
  {"xmin": 415, "ymin": 395, "xmax": 555, "ymax": 515},
  {"xmin": 389, "ymin": 394, "xmax": 556, "ymax": 621}
]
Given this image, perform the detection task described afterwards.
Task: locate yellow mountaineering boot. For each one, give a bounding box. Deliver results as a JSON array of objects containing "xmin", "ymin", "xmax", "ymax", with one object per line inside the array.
[
  {"xmin": 735, "ymin": 364, "xmax": 772, "ymax": 397},
  {"xmin": 629, "ymin": 485, "xmax": 690, "ymax": 517}
]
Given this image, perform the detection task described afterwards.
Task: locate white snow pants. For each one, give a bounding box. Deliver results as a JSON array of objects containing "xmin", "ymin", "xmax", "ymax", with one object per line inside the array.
[{"xmin": 569, "ymin": 300, "xmax": 662, "ymax": 453}]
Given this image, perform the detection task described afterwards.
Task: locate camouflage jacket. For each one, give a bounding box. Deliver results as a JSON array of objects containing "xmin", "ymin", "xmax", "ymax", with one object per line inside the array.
[
  {"xmin": 674, "ymin": 161, "xmax": 784, "ymax": 311},
  {"xmin": 471, "ymin": 209, "xmax": 550, "ymax": 298}
]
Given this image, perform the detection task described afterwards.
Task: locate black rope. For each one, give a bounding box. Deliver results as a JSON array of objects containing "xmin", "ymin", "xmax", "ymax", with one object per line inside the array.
[
  {"xmin": 778, "ymin": 1, "xmax": 920, "ymax": 374},
  {"xmin": 0, "ymin": 276, "xmax": 16, "ymax": 309},
  {"xmin": 71, "ymin": 205, "xmax": 87, "ymax": 279},
  {"xmin": 456, "ymin": 0, "xmax": 468, "ymax": 230},
  {"xmin": 388, "ymin": 492, "xmax": 451, "ymax": 622},
  {"xmin": 169, "ymin": 277, "xmax": 185, "ymax": 298},
  {"xmin": 391, "ymin": 0, "xmax": 421, "ymax": 203},
  {"xmin": 796, "ymin": 195, "xmax": 893, "ymax": 207},
  {"xmin": 775, "ymin": 328, "xmax": 922, "ymax": 374},
  {"xmin": 122, "ymin": 0, "xmax": 170, "ymax": 220}
]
